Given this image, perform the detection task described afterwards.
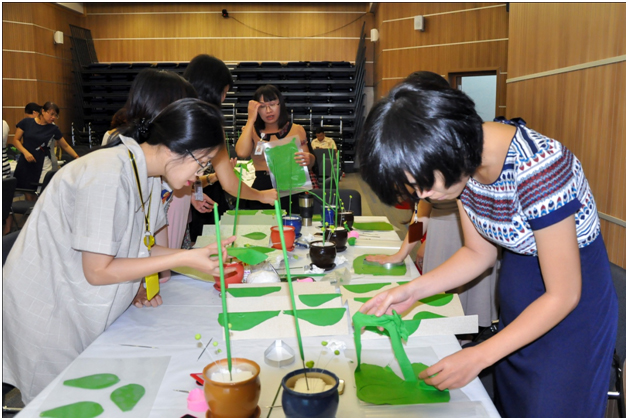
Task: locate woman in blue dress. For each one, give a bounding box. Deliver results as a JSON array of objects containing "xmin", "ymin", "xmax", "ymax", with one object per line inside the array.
[{"xmin": 357, "ymin": 74, "xmax": 617, "ymax": 417}]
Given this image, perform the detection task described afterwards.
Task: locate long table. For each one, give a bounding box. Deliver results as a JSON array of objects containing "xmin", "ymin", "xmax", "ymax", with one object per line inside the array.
[{"xmin": 16, "ymin": 217, "xmax": 499, "ymax": 418}]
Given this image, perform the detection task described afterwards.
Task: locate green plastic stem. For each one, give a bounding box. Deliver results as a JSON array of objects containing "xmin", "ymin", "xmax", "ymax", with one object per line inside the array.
[
  {"xmin": 322, "ymin": 157, "xmax": 326, "ymax": 223},
  {"xmin": 214, "ymin": 203, "xmax": 233, "ymax": 379},
  {"xmin": 273, "ymin": 200, "xmax": 307, "ymax": 367}
]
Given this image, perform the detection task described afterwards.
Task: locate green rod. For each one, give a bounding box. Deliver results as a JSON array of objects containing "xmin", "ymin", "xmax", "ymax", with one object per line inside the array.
[{"xmin": 214, "ymin": 203, "xmax": 232, "ymax": 379}]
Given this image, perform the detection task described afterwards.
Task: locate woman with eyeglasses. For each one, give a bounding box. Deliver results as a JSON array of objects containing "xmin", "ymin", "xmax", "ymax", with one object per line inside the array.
[
  {"xmin": 236, "ymin": 84, "xmax": 315, "ymax": 214},
  {"xmin": 3, "ymin": 97, "xmax": 236, "ymax": 405},
  {"xmin": 10, "ymin": 101, "xmax": 80, "ymax": 200}
]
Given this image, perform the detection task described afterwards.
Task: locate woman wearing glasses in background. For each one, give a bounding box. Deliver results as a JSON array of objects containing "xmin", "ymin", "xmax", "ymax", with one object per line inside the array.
[
  {"xmin": 10, "ymin": 102, "xmax": 80, "ymax": 200},
  {"xmin": 236, "ymin": 84, "xmax": 315, "ymax": 214}
]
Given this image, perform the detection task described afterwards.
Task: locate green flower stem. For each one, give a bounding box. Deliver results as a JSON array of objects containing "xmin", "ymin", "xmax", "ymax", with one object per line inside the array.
[
  {"xmin": 214, "ymin": 203, "xmax": 232, "ymax": 380},
  {"xmin": 232, "ymin": 167, "xmax": 243, "ymax": 246},
  {"xmin": 274, "ymin": 200, "xmax": 308, "ymax": 376}
]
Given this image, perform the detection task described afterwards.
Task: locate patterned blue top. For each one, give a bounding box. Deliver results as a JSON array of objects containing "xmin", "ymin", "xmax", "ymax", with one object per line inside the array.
[{"xmin": 459, "ymin": 120, "xmax": 600, "ymax": 256}]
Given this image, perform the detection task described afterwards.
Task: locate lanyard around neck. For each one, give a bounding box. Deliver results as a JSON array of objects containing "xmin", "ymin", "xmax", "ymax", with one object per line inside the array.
[{"xmin": 128, "ymin": 149, "xmax": 154, "ymax": 249}]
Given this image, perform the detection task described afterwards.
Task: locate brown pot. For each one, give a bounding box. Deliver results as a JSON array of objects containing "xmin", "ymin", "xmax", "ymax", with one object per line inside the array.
[
  {"xmin": 202, "ymin": 358, "xmax": 261, "ymax": 418},
  {"xmin": 337, "ymin": 211, "xmax": 354, "ymax": 230},
  {"xmin": 310, "ymin": 240, "xmax": 337, "ymax": 269},
  {"xmin": 325, "ymin": 227, "xmax": 348, "ymax": 251}
]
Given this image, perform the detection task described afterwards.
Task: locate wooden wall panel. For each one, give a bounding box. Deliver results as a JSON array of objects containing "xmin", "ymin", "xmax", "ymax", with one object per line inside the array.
[
  {"xmin": 508, "ymin": 3, "xmax": 625, "ymax": 79},
  {"xmin": 2, "ymin": 3, "xmax": 84, "ymax": 138},
  {"xmin": 506, "ymin": 4, "xmax": 625, "ymax": 267},
  {"xmin": 374, "ymin": 3, "xmax": 508, "ymax": 100}
]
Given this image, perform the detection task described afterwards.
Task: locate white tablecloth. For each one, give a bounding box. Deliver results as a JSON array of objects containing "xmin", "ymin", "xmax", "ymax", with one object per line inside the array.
[{"xmin": 16, "ymin": 217, "xmax": 500, "ymax": 418}]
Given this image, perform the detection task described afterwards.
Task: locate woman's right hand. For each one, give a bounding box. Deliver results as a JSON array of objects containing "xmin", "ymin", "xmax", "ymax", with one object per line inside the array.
[
  {"xmin": 247, "ymin": 100, "xmax": 261, "ymax": 124},
  {"xmin": 359, "ymin": 283, "xmax": 418, "ymax": 317},
  {"xmin": 186, "ymin": 236, "xmax": 237, "ymax": 276},
  {"xmin": 364, "ymin": 253, "xmax": 405, "ymax": 265},
  {"xmin": 23, "ymin": 151, "xmax": 35, "ymax": 163}
]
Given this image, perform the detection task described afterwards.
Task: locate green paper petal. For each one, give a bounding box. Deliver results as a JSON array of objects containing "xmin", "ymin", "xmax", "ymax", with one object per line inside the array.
[
  {"xmin": 342, "ymin": 283, "xmax": 391, "ymax": 293},
  {"xmin": 242, "ymin": 232, "xmax": 268, "ymax": 240},
  {"xmin": 40, "ymin": 402, "xmax": 104, "ymax": 418},
  {"xmin": 226, "ymin": 247, "xmax": 269, "ymax": 265},
  {"xmin": 218, "ymin": 311, "xmax": 281, "ymax": 330},
  {"xmin": 298, "ymin": 293, "xmax": 341, "ymax": 307},
  {"xmin": 418, "ymin": 293, "xmax": 454, "ymax": 306},
  {"xmin": 63, "ymin": 373, "xmax": 120, "ymax": 389},
  {"xmin": 283, "ymin": 308, "xmax": 346, "ymax": 326},
  {"xmin": 245, "ymin": 245, "xmax": 276, "ymax": 254},
  {"xmin": 227, "ymin": 286, "xmax": 281, "ymax": 297},
  {"xmin": 353, "ymin": 256, "xmax": 407, "ymax": 276},
  {"xmin": 353, "ymin": 222, "xmax": 394, "ymax": 231},
  {"xmin": 226, "ymin": 209, "xmax": 258, "ymax": 216},
  {"xmin": 110, "ymin": 384, "xmax": 145, "ymax": 412}
]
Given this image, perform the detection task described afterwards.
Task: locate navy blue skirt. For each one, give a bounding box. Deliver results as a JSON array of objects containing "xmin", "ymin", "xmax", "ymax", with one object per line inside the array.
[{"xmin": 494, "ymin": 235, "xmax": 617, "ymax": 417}]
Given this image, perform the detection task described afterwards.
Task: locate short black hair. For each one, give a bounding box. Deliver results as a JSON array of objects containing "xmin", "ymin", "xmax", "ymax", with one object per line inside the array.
[
  {"xmin": 183, "ymin": 54, "xmax": 233, "ymax": 106},
  {"xmin": 252, "ymin": 85, "xmax": 289, "ymax": 132},
  {"xmin": 25, "ymin": 102, "xmax": 41, "ymax": 114},
  {"xmin": 357, "ymin": 77, "xmax": 484, "ymax": 206},
  {"xmin": 41, "ymin": 102, "xmax": 60, "ymax": 115},
  {"xmin": 315, "ymin": 127, "xmax": 325, "ymax": 135},
  {"xmin": 406, "ymin": 71, "xmax": 450, "ymax": 88}
]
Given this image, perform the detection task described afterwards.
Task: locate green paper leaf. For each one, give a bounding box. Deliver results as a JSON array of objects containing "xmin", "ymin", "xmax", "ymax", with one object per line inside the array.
[
  {"xmin": 283, "ymin": 308, "xmax": 347, "ymax": 326},
  {"xmin": 353, "ymin": 222, "xmax": 394, "ymax": 231},
  {"xmin": 227, "ymin": 286, "xmax": 281, "ymax": 297},
  {"xmin": 63, "ymin": 373, "xmax": 120, "ymax": 389},
  {"xmin": 245, "ymin": 245, "xmax": 276, "ymax": 253},
  {"xmin": 218, "ymin": 311, "xmax": 281, "ymax": 330},
  {"xmin": 418, "ymin": 293, "xmax": 454, "ymax": 307},
  {"xmin": 313, "ymin": 214, "xmax": 322, "ymax": 222},
  {"xmin": 353, "ymin": 256, "xmax": 407, "ymax": 276},
  {"xmin": 298, "ymin": 293, "xmax": 342, "ymax": 307},
  {"xmin": 226, "ymin": 247, "xmax": 269, "ymax": 265},
  {"xmin": 242, "ymin": 232, "xmax": 268, "ymax": 240},
  {"xmin": 342, "ymin": 283, "xmax": 391, "ymax": 293},
  {"xmin": 355, "ymin": 363, "xmax": 449, "ymax": 405},
  {"xmin": 110, "ymin": 384, "xmax": 145, "ymax": 412},
  {"xmin": 265, "ymin": 137, "xmax": 307, "ymax": 190},
  {"xmin": 40, "ymin": 402, "xmax": 104, "ymax": 418},
  {"xmin": 354, "ymin": 297, "xmax": 370, "ymax": 303}
]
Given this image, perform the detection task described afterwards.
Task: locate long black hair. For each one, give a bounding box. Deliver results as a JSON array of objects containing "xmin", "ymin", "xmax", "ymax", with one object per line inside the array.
[
  {"xmin": 252, "ymin": 84, "xmax": 289, "ymax": 133},
  {"xmin": 357, "ymin": 76, "xmax": 484, "ymax": 205},
  {"xmin": 140, "ymin": 98, "xmax": 225, "ymax": 156},
  {"xmin": 183, "ymin": 54, "xmax": 233, "ymax": 106},
  {"xmin": 116, "ymin": 68, "xmax": 197, "ymax": 143}
]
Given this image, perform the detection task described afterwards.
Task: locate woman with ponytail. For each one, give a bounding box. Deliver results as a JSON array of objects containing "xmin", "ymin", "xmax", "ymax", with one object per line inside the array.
[{"xmin": 3, "ymin": 95, "xmax": 236, "ymax": 404}]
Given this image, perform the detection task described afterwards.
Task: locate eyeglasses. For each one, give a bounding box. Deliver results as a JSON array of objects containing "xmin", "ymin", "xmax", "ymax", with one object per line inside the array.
[
  {"xmin": 186, "ymin": 149, "xmax": 212, "ymax": 175},
  {"xmin": 258, "ymin": 101, "xmax": 279, "ymax": 111}
]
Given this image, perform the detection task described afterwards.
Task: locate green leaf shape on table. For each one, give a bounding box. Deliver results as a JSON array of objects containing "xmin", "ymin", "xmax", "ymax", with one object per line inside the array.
[
  {"xmin": 227, "ymin": 286, "xmax": 281, "ymax": 298},
  {"xmin": 418, "ymin": 293, "xmax": 454, "ymax": 307},
  {"xmin": 352, "ymin": 222, "xmax": 394, "ymax": 231},
  {"xmin": 283, "ymin": 308, "xmax": 347, "ymax": 326},
  {"xmin": 397, "ymin": 281, "xmax": 409, "ymax": 286},
  {"xmin": 313, "ymin": 214, "xmax": 322, "ymax": 222},
  {"xmin": 298, "ymin": 293, "xmax": 341, "ymax": 307},
  {"xmin": 218, "ymin": 311, "xmax": 281, "ymax": 331},
  {"xmin": 365, "ymin": 311, "xmax": 445, "ymax": 337},
  {"xmin": 242, "ymin": 232, "xmax": 268, "ymax": 240},
  {"xmin": 353, "ymin": 256, "xmax": 407, "ymax": 276},
  {"xmin": 265, "ymin": 138, "xmax": 307, "ymax": 190},
  {"xmin": 355, "ymin": 363, "xmax": 449, "ymax": 405},
  {"xmin": 110, "ymin": 384, "xmax": 145, "ymax": 412},
  {"xmin": 40, "ymin": 401, "xmax": 104, "ymax": 418},
  {"xmin": 226, "ymin": 209, "xmax": 258, "ymax": 216},
  {"xmin": 262, "ymin": 209, "xmax": 284, "ymax": 215},
  {"xmin": 354, "ymin": 297, "xmax": 371, "ymax": 304},
  {"xmin": 226, "ymin": 247, "xmax": 269, "ymax": 265},
  {"xmin": 63, "ymin": 373, "xmax": 120, "ymax": 389},
  {"xmin": 342, "ymin": 283, "xmax": 391, "ymax": 293}
]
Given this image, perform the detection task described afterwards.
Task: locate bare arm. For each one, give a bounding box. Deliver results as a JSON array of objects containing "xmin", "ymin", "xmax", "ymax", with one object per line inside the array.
[
  {"xmin": 10, "ymin": 128, "xmax": 35, "ymax": 162},
  {"xmin": 56, "ymin": 137, "xmax": 79, "ymax": 159},
  {"xmin": 81, "ymin": 236, "xmax": 236, "ymax": 286},
  {"xmin": 360, "ymin": 200, "xmax": 497, "ymax": 316},
  {"xmin": 419, "ymin": 215, "xmax": 582, "ymax": 390},
  {"xmin": 214, "ymin": 142, "xmax": 277, "ymax": 205},
  {"xmin": 235, "ymin": 100, "xmax": 260, "ymax": 159}
]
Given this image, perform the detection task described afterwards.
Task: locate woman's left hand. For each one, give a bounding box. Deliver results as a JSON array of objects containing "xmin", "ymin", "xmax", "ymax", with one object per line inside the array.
[
  {"xmin": 191, "ymin": 193, "xmax": 215, "ymax": 213},
  {"xmin": 133, "ymin": 283, "xmax": 163, "ymax": 308},
  {"xmin": 418, "ymin": 345, "xmax": 487, "ymax": 390},
  {"xmin": 294, "ymin": 151, "xmax": 311, "ymax": 167}
]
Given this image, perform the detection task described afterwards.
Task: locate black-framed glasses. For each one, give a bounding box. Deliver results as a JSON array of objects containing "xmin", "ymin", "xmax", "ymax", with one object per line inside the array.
[{"xmin": 186, "ymin": 149, "xmax": 212, "ymax": 175}]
